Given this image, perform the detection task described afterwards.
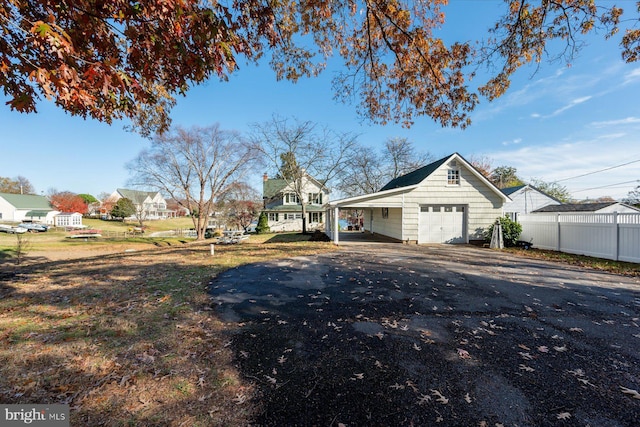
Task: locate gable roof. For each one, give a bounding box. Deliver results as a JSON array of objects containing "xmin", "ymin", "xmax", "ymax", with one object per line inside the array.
[
  {"xmin": 533, "ymin": 202, "xmax": 622, "ymax": 212},
  {"xmin": 379, "ymin": 156, "xmax": 450, "ymax": 191},
  {"xmin": 262, "ymin": 174, "xmax": 329, "ymax": 199},
  {"xmin": 117, "ymin": 188, "xmax": 159, "ymax": 202},
  {"xmin": 501, "ymin": 185, "xmax": 527, "ymax": 196},
  {"xmin": 501, "ymin": 184, "xmax": 563, "ymax": 204},
  {"xmin": 0, "ymin": 193, "xmax": 53, "ymax": 210}
]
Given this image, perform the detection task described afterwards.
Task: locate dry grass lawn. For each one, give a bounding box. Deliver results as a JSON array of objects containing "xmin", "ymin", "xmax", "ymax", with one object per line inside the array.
[{"xmin": 0, "ymin": 234, "xmax": 336, "ymax": 426}]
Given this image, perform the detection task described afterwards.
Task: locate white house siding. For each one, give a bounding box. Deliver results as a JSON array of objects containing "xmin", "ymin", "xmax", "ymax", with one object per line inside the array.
[
  {"xmin": 401, "ymin": 166, "xmax": 503, "ymax": 242},
  {"xmin": 594, "ymin": 204, "xmax": 639, "ymax": 214},
  {"xmin": 346, "ymin": 193, "xmax": 406, "ymax": 240},
  {"xmin": 0, "ymin": 197, "xmax": 15, "ymax": 221},
  {"xmin": 363, "ymin": 207, "xmax": 403, "ymax": 240},
  {"xmin": 504, "ymin": 188, "xmax": 560, "ymax": 216}
]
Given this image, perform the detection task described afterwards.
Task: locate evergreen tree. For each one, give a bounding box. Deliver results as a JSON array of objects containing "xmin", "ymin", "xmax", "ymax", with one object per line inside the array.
[
  {"xmin": 255, "ymin": 211, "xmax": 270, "ymax": 234},
  {"xmin": 111, "ymin": 198, "xmax": 136, "ymax": 221}
]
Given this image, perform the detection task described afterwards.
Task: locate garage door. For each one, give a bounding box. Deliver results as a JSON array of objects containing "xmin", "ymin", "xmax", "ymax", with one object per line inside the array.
[{"xmin": 418, "ymin": 205, "xmax": 466, "ymax": 244}]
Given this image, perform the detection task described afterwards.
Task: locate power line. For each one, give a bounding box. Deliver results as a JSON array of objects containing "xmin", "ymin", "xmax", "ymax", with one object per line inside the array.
[
  {"xmin": 571, "ymin": 179, "xmax": 640, "ymax": 193},
  {"xmin": 555, "ymin": 159, "xmax": 640, "ymax": 182}
]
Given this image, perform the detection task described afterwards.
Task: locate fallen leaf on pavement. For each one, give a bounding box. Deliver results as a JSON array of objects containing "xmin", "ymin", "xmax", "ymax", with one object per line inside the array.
[
  {"xmin": 430, "ymin": 389, "xmax": 449, "ymax": 404},
  {"xmin": 620, "ymin": 386, "xmax": 640, "ymax": 400}
]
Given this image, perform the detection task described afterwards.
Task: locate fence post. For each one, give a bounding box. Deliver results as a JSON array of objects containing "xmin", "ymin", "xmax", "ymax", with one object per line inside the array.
[
  {"xmin": 614, "ymin": 212, "xmax": 619, "ymax": 261},
  {"xmin": 556, "ymin": 213, "xmax": 561, "ymax": 252}
]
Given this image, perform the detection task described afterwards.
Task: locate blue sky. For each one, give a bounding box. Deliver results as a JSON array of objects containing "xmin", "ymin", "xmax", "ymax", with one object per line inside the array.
[{"xmin": 1, "ymin": 2, "xmax": 639, "ymax": 201}]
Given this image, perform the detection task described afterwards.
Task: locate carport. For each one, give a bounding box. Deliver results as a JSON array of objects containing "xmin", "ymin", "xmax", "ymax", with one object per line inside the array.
[{"xmin": 324, "ymin": 187, "xmax": 411, "ymax": 245}]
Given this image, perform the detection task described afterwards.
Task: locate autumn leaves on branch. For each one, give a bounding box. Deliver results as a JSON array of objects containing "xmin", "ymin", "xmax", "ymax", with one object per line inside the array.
[{"xmin": 1, "ymin": 1, "xmax": 638, "ymax": 135}]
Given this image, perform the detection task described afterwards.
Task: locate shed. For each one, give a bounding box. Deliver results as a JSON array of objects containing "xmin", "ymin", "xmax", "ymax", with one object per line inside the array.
[{"xmin": 502, "ymin": 184, "xmax": 562, "ymax": 218}]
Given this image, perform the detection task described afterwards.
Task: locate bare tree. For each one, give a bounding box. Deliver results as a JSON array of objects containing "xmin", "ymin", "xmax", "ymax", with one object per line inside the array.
[
  {"xmin": 337, "ymin": 138, "xmax": 433, "ymax": 197},
  {"xmin": 338, "ymin": 149, "xmax": 386, "ymax": 197},
  {"xmin": 127, "ymin": 125, "xmax": 257, "ymax": 240},
  {"xmin": 0, "ymin": 176, "xmax": 35, "ymax": 194},
  {"xmin": 218, "ymin": 182, "xmax": 262, "ymax": 232},
  {"xmin": 385, "ymin": 138, "xmax": 433, "ymax": 180},
  {"xmin": 467, "ymin": 155, "xmax": 493, "ymax": 180},
  {"xmin": 250, "ymin": 116, "xmax": 358, "ymax": 234}
]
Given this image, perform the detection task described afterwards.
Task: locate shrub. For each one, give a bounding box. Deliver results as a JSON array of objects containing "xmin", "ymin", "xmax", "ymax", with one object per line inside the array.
[
  {"xmin": 485, "ymin": 215, "xmax": 522, "ymax": 247},
  {"xmin": 255, "ymin": 211, "xmax": 270, "ymax": 234}
]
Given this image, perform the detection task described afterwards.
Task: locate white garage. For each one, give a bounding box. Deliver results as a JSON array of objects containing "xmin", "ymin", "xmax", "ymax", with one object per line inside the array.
[
  {"xmin": 325, "ymin": 153, "xmax": 510, "ymax": 245},
  {"xmin": 418, "ymin": 205, "xmax": 466, "ymax": 244}
]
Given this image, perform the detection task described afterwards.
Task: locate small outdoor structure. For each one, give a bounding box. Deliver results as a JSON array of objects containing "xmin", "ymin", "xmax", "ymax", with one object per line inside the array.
[
  {"xmin": 501, "ymin": 184, "xmax": 562, "ymax": 219},
  {"xmin": 532, "ymin": 202, "xmax": 640, "ymax": 214},
  {"xmin": 324, "ymin": 153, "xmax": 510, "ymax": 245},
  {"xmin": 54, "ymin": 212, "xmax": 83, "ymax": 228}
]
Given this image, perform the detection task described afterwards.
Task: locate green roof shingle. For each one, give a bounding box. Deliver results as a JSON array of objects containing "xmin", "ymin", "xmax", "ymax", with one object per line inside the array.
[{"xmin": 0, "ymin": 193, "xmax": 53, "ymax": 210}]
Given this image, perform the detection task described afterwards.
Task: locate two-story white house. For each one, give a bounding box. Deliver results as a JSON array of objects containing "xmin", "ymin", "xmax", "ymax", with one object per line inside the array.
[
  {"xmin": 262, "ymin": 173, "xmax": 329, "ymax": 232},
  {"xmin": 105, "ymin": 189, "xmax": 175, "ymax": 220}
]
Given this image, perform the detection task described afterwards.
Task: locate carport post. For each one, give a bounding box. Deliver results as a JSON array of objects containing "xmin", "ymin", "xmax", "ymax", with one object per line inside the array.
[{"xmin": 333, "ymin": 206, "xmax": 340, "ymax": 245}]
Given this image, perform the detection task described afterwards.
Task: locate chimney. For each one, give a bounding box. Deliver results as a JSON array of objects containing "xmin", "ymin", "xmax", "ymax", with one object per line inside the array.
[{"xmin": 263, "ymin": 173, "xmax": 268, "ymax": 182}]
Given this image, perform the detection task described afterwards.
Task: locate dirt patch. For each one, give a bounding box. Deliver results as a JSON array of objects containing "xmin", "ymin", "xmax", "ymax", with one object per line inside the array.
[{"xmin": 210, "ymin": 245, "xmax": 640, "ymax": 426}]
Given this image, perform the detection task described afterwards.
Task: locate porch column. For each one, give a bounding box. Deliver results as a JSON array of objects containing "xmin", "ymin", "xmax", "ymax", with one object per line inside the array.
[{"xmin": 333, "ymin": 206, "xmax": 340, "ymax": 245}]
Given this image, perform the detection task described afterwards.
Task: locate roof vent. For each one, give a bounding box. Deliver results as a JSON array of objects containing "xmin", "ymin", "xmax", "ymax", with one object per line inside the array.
[{"xmin": 450, "ymin": 160, "xmax": 457, "ymax": 167}]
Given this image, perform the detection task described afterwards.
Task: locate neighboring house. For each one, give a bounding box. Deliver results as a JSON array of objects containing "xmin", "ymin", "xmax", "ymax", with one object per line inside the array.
[
  {"xmin": 54, "ymin": 212, "xmax": 84, "ymax": 228},
  {"xmin": 0, "ymin": 192, "xmax": 56, "ymax": 224},
  {"xmin": 502, "ymin": 184, "xmax": 562, "ymax": 218},
  {"xmin": 532, "ymin": 202, "xmax": 640, "ymax": 214},
  {"xmin": 105, "ymin": 188, "xmax": 175, "ymax": 220},
  {"xmin": 325, "ymin": 153, "xmax": 510, "ymax": 244},
  {"xmin": 262, "ymin": 173, "xmax": 329, "ymax": 232}
]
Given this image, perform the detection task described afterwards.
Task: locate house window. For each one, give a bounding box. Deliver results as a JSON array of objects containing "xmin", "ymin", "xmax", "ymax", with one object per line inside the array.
[
  {"xmin": 309, "ymin": 212, "xmax": 323, "ymax": 223},
  {"xmin": 284, "ymin": 193, "xmax": 299, "ymax": 204},
  {"xmin": 308, "ymin": 193, "xmax": 323, "ymax": 204},
  {"xmin": 381, "ymin": 208, "xmax": 389, "ymax": 219},
  {"xmin": 447, "ymin": 169, "xmax": 460, "ymax": 185},
  {"xmin": 268, "ymin": 213, "xmax": 279, "ymax": 221},
  {"xmin": 284, "ymin": 213, "xmax": 299, "ymax": 220}
]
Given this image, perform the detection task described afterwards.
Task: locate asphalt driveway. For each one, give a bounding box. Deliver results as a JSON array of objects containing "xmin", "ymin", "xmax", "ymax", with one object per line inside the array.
[{"xmin": 209, "ymin": 244, "xmax": 640, "ymax": 426}]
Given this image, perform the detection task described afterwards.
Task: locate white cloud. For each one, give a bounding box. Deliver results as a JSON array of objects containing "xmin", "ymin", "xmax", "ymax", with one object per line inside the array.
[
  {"xmin": 501, "ymin": 138, "xmax": 522, "ymax": 146},
  {"xmin": 486, "ymin": 134, "xmax": 640, "ymax": 200},
  {"xmin": 547, "ymin": 95, "xmax": 592, "ymax": 117},
  {"xmin": 590, "ymin": 117, "xmax": 640, "ymax": 127},
  {"xmin": 624, "ymin": 67, "xmax": 640, "ymax": 84}
]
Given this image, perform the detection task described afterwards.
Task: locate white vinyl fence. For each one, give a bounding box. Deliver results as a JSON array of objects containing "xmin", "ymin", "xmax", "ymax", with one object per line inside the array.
[{"xmin": 518, "ymin": 213, "xmax": 640, "ymax": 263}]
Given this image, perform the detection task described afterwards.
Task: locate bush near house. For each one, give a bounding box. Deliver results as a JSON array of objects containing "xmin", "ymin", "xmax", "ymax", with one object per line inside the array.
[{"xmin": 485, "ymin": 215, "xmax": 522, "ymax": 247}]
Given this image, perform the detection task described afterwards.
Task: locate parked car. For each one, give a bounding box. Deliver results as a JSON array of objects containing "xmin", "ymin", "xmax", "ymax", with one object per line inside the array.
[
  {"xmin": 0, "ymin": 224, "xmax": 27, "ymax": 234},
  {"xmin": 18, "ymin": 223, "xmax": 49, "ymax": 232}
]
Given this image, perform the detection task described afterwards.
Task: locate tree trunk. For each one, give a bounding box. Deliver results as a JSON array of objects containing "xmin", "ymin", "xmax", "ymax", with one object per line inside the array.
[{"xmin": 301, "ymin": 204, "xmax": 307, "ymax": 234}]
